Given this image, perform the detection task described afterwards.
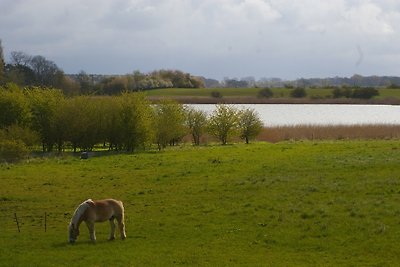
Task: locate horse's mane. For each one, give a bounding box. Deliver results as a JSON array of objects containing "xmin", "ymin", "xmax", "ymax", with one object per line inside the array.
[{"xmin": 70, "ymin": 199, "xmax": 94, "ymax": 226}]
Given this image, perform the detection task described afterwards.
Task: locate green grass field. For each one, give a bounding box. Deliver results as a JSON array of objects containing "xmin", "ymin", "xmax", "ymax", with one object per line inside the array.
[{"xmin": 1, "ymin": 140, "xmax": 400, "ymax": 266}]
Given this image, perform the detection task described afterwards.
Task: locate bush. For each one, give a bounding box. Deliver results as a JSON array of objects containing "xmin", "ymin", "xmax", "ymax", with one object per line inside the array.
[
  {"xmin": 257, "ymin": 88, "xmax": 273, "ymax": 98},
  {"xmin": 211, "ymin": 91, "xmax": 222, "ymax": 98},
  {"xmin": 0, "ymin": 139, "xmax": 29, "ymax": 162},
  {"xmin": 351, "ymin": 87, "xmax": 379, "ymax": 99},
  {"xmin": 290, "ymin": 87, "xmax": 307, "ymax": 98}
]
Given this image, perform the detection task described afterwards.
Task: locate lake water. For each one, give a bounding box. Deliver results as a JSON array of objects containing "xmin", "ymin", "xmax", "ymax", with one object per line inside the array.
[{"xmin": 189, "ymin": 104, "xmax": 400, "ymax": 126}]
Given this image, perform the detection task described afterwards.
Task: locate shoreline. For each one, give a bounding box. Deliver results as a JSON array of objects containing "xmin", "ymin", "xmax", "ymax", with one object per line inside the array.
[{"xmin": 148, "ymin": 96, "xmax": 400, "ymax": 105}]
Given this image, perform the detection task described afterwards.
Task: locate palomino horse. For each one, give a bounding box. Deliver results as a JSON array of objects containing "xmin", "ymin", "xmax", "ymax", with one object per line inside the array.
[{"xmin": 68, "ymin": 199, "xmax": 126, "ymax": 243}]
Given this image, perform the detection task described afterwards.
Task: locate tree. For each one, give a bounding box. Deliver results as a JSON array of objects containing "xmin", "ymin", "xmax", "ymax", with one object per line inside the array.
[
  {"xmin": 29, "ymin": 55, "xmax": 62, "ymax": 86},
  {"xmin": 207, "ymin": 104, "xmax": 239, "ymax": 145},
  {"xmin": 26, "ymin": 88, "xmax": 64, "ymax": 151},
  {"xmin": 153, "ymin": 99, "xmax": 186, "ymax": 150},
  {"xmin": 118, "ymin": 93, "xmax": 154, "ymax": 152},
  {"xmin": 238, "ymin": 108, "xmax": 263, "ymax": 144},
  {"xmin": 77, "ymin": 71, "xmax": 94, "ymax": 95},
  {"xmin": 102, "ymin": 76, "xmax": 128, "ymax": 95},
  {"xmin": 185, "ymin": 107, "xmax": 207, "ymax": 145},
  {"xmin": 0, "ymin": 83, "xmax": 31, "ymax": 129},
  {"xmin": 10, "ymin": 51, "xmax": 31, "ymax": 66}
]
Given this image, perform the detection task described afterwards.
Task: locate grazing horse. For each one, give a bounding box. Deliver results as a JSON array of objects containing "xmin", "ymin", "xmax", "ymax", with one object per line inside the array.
[{"xmin": 68, "ymin": 199, "xmax": 126, "ymax": 243}]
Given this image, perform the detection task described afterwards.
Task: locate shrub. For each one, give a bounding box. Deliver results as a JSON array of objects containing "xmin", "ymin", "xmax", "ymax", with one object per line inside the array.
[
  {"xmin": 257, "ymin": 88, "xmax": 273, "ymax": 98},
  {"xmin": 0, "ymin": 139, "xmax": 29, "ymax": 162},
  {"xmin": 290, "ymin": 87, "xmax": 306, "ymax": 98},
  {"xmin": 351, "ymin": 87, "xmax": 379, "ymax": 99},
  {"xmin": 211, "ymin": 91, "xmax": 222, "ymax": 98}
]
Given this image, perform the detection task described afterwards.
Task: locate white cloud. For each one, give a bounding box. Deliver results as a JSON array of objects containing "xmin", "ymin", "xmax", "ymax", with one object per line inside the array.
[{"xmin": 343, "ymin": 1, "xmax": 394, "ymax": 35}]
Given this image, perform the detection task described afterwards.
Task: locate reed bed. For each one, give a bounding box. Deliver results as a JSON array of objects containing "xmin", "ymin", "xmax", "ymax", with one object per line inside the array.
[{"xmin": 257, "ymin": 124, "xmax": 400, "ymax": 143}]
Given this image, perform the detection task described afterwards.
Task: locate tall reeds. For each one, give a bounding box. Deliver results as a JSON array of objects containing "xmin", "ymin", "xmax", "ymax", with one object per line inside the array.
[{"xmin": 257, "ymin": 124, "xmax": 400, "ymax": 143}]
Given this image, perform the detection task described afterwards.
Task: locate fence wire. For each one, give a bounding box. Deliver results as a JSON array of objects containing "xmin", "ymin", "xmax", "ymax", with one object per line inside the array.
[{"xmin": 0, "ymin": 211, "xmax": 72, "ymax": 233}]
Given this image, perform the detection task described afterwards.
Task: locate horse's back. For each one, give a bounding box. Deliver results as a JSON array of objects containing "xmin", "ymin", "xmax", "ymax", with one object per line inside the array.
[{"xmin": 92, "ymin": 199, "xmax": 124, "ymax": 222}]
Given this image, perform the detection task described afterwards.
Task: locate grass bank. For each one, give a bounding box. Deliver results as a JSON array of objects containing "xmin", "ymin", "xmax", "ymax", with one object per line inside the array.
[
  {"xmin": 145, "ymin": 87, "xmax": 400, "ymax": 104},
  {"xmin": 1, "ymin": 140, "xmax": 400, "ymax": 266}
]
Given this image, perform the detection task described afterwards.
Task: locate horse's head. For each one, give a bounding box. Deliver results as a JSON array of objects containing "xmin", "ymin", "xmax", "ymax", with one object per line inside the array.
[{"xmin": 68, "ymin": 223, "xmax": 79, "ymax": 244}]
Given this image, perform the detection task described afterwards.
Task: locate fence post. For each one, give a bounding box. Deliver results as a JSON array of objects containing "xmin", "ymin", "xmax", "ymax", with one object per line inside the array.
[
  {"xmin": 44, "ymin": 212, "xmax": 47, "ymax": 232},
  {"xmin": 14, "ymin": 213, "xmax": 20, "ymax": 233}
]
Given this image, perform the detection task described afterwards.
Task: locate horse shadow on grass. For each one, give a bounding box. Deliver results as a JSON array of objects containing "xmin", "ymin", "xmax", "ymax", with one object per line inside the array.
[{"xmin": 52, "ymin": 239, "xmax": 125, "ymax": 248}]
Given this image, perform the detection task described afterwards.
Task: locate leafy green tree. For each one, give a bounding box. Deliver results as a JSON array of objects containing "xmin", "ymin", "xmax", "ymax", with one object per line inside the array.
[
  {"xmin": 55, "ymin": 96, "xmax": 100, "ymax": 152},
  {"xmin": 153, "ymin": 99, "xmax": 186, "ymax": 150},
  {"xmin": 238, "ymin": 108, "xmax": 263, "ymax": 144},
  {"xmin": 185, "ymin": 107, "xmax": 207, "ymax": 145},
  {"xmin": 100, "ymin": 96, "xmax": 124, "ymax": 150},
  {"xmin": 207, "ymin": 104, "xmax": 239, "ymax": 145},
  {"xmin": 0, "ymin": 83, "xmax": 31, "ymax": 129},
  {"xmin": 118, "ymin": 93, "xmax": 154, "ymax": 152},
  {"xmin": 26, "ymin": 87, "xmax": 64, "ymax": 151}
]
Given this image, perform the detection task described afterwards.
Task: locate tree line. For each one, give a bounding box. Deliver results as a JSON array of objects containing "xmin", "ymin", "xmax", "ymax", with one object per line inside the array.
[
  {"xmin": 0, "ymin": 84, "xmax": 263, "ymax": 162},
  {"xmin": 0, "ymin": 41, "xmax": 204, "ymax": 96}
]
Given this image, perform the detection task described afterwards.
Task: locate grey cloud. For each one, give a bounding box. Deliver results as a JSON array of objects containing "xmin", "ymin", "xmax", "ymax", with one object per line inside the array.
[{"xmin": 0, "ymin": 0, "xmax": 399, "ymax": 79}]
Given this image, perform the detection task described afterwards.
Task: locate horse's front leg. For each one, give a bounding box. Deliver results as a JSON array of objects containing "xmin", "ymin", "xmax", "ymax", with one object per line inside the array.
[
  {"xmin": 86, "ymin": 221, "xmax": 96, "ymax": 242},
  {"xmin": 117, "ymin": 216, "xmax": 126, "ymax": 240},
  {"xmin": 109, "ymin": 218, "xmax": 116, "ymax": 240}
]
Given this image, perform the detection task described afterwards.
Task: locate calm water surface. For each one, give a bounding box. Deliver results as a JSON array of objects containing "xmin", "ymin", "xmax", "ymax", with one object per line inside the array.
[{"xmin": 189, "ymin": 104, "xmax": 400, "ymax": 126}]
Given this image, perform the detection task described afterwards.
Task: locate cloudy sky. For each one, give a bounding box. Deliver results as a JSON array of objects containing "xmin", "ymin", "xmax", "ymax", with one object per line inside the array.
[{"xmin": 1, "ymin": 0, "xmax": 399, "ymax": 80}]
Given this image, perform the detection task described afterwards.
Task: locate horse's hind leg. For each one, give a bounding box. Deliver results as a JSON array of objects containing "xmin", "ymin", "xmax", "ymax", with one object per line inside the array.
[
  {"xmin": 109, "ymin": 218, "xmax": 116, "ymax": 240},
  {"xmin": 117, "ymin": 215, "xmax": 126, "ymax": 240}
]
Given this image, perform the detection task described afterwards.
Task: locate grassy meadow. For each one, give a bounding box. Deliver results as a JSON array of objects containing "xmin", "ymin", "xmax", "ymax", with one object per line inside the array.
[{"xmin": 1, "ymin": 140, "xmax": 400, "ymax": 266}]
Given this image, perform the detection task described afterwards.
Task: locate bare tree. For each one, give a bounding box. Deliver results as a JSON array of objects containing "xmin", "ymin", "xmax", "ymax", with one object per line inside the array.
[{"xmin": 10, "ymin": 51, "xmax": 32, "ymax": 66}]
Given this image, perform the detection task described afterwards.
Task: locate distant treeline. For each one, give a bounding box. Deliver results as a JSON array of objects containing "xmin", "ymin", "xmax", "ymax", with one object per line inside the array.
[
  {"xmin": 68, "ymin": 69, "xmax": 204, "ymax": 95},
  {"xmin": 204, "ymin": 75, "xmax": 400, "ymax": 88},
  {"xmin": 0, "ymin": 42, "xmax": 204, "ymax": 95},
  {"xmin": 1, "ymin": 41, "xmax": 399, "ymax": 96}
]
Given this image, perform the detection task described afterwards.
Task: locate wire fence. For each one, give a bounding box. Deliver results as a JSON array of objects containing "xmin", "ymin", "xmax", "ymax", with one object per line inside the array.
[
  {"xmin": 1, "ymin": 211, "xmax": 133, "ymax": 234},
  {"xmin": 0, "ymin": 211, "xmax": 72, "ymax": 233}
]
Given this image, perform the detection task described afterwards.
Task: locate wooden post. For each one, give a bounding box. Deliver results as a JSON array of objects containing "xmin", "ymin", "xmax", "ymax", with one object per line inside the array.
[
  {"xmin": 44, "ymin": 212, "xmax": 47, "ymax": 232},
  {"xmin": 14, "ymin": 213, "xmax": 20, "ymax": 233}
]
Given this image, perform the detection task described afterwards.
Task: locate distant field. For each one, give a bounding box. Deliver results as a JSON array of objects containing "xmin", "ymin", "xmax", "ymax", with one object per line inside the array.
[
  {"xmin": 1, "ymin": 140, "xmax": 400, "ymax": 266},
  {"xmin": 144, "ymin": 87, "xmax": 400, "ymax": 98}
]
